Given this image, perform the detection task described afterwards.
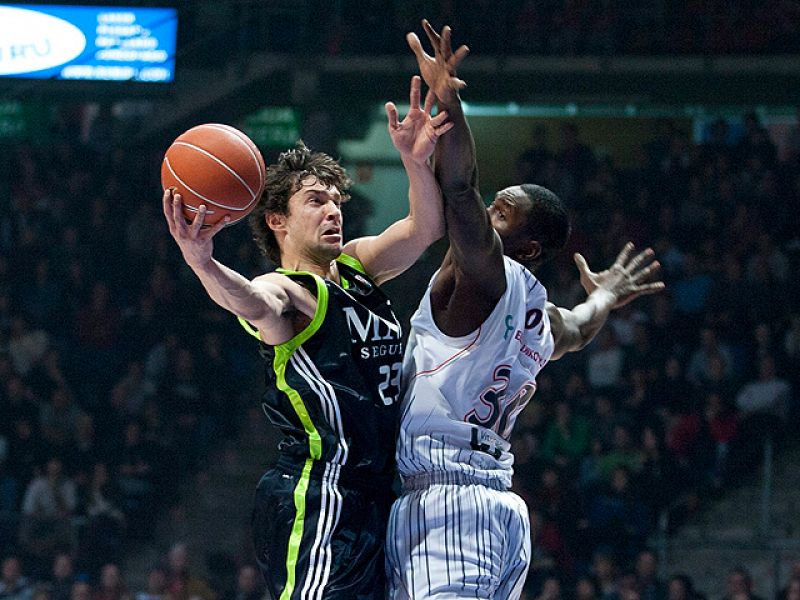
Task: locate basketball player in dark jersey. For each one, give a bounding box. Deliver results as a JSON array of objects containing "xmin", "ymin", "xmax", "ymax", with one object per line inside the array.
[{"xmin": 162, "ymin": 77, "xmax": 453, "ymax": 599}]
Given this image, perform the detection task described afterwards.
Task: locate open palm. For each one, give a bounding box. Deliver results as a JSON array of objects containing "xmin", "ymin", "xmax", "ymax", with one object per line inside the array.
[
  {"xmin": 386, "ymin": 75, "xmax": 453, "ymax": 164},
  {"xmin": 574, "ymin": 242, "xmax": 664, "ymax": 308}
]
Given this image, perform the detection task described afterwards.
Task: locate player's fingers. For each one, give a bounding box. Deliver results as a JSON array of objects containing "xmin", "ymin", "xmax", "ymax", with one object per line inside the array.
[
  {"xmin": 203, "ymin": 214, "xmax": 230, "ymax": 238},
  {"xmin": 634, "ymin": 282, "xmax": 666, "ymax": 295},
  {"xmin": 453, "ymin": 77, "xmax": 467, "ymax": 89},
  {"xmin": 452, "ymin": 44, "xmax": 470, "ymax": 68},
  {"xmin": 574, "ymin": 252, "xmax": 591, "ymax": 276},
  {"xmin": 430, "ymin": 109, "xmax": 449, "ymax": 127},
  {"xmin": 409, "ymin": 75, "xmax": 422, "ymax": 111},
  {"xmin": 422, "ymin": 19, "xmax": 441, "ymax": 53},
  {"xmin": 385, "ymin": 102, "xmax": 399, "ymax": 129},
  {"xmin": 634, "ymin": 261, "xmax": 661, "ymax": 282},
  {"xmin": 162, "ymin": 188, "xmax": 175, "ymax": 225},
  {"xmin": 441, "ymin": 26, "xmax": 453, "ymax": 60},
  {"xmin": 423, "ymin": 89, "xmax": 436, "ymax": 116},
  {"xmin": 433, "ymin": 121, "xmax": 454, "ymax": 137},
  {"xmin": 613, "ymin": 242, "xmax": 634, "ymax": 267},
  {"xmin": 172, "ymin": 194, "xmax": 188, "ymax": 234},
  {"xmin": 190, "ymin": 205, "xmax": 207, "ymax": 236},
  {"xmin": 628, "ymin": 247, "xmax": 654, "ymax": 271},
  {"xmin": 406, "ymin": 33, "xmax": 427, "ymax": 62}
]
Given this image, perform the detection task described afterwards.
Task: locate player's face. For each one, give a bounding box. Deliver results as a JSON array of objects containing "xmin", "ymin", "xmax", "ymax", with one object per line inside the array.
[
  {"xmin": 487, "ymin": 186, "xmax": 533, "ymax": 247},
  {"xmin": 284, "ymin": 177, "xmax": 345, "ymax": 261}
]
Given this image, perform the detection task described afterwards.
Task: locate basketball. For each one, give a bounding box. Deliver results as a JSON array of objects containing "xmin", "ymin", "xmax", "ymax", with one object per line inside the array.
[{"xmin": 161, "ymin": 123, "xmax": 266, "ymax": 226}]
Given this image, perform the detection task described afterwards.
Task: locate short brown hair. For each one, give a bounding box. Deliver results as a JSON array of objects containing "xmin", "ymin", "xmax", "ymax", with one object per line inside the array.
[{"xmin": 249, "ymin": 142, "xmax": 351, "ymax": 264}]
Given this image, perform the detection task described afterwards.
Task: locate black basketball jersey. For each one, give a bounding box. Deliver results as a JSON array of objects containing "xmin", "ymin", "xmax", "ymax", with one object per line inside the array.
[{"xmin": 240, "ymin": 254, "xmax": 403, "ymax": 485}]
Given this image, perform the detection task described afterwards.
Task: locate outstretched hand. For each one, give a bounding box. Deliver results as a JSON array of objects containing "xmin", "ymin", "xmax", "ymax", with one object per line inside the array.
[
  {"xmin": 386, "ymin": 75, "xmax": 454, "ymax": 164},
  {"xmin": 162, "ymin": 188, "xmax": 229, "ymax": 270},
  {"xmin": 407, "ymin": 19, "xmax": 469, "ymax": 105},
  {"xmin": 574, "ymin": 242, "xmax": 665, "ymax": 309}
]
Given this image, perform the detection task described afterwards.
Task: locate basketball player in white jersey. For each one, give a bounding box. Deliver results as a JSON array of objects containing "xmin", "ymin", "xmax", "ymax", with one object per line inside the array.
[{"xmin": 386, "ymin": 21, "xmax": 666, "ymax": 599}]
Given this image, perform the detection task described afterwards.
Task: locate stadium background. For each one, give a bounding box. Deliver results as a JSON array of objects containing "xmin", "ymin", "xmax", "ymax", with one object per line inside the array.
[{"xmin": 1, "ymin": 1, "xmax": 800, "ymax": 599}]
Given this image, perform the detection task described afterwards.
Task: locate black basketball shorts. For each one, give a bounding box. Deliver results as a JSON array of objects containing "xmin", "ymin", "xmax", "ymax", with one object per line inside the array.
[{"xmin": 252, "ymin": 462, "xmax": 394, "ymax": 600}]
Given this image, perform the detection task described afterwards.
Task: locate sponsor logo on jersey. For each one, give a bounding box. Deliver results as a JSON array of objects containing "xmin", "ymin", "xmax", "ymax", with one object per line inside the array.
[{"xmin": 342, "ymin": 306, "xmax": 403, "ymax": 360}]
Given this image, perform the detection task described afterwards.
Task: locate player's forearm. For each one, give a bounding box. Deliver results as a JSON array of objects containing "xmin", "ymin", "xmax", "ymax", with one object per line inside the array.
[
  {"xmin": 191, "ymin": 259, "xmax": 287, "ymax": 323},
  {"xmin": 401, "ymin": 155, "xmax": 445, "ymax": 245},
  {"xmin": 565, "ymin": 288, "xmax": 617, "ymax": 351},
  {"xmin": 433, "ymin": 94, "xmax": 479, "ymax": 197}
]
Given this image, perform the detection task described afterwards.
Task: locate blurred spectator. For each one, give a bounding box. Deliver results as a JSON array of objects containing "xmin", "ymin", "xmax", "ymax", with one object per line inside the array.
[
  {"xmin": 517, "ymin": 124, "xmax": 553, "ymax": 184},
  {"xmin": 574, "ymin": 576, "xmax": 599, "ymax": 600},
  {"xmin": 598, "ymin": 425, "xmax": 642, "ymax": 480},
  {"xmin": 133, "ymin": 567, "xmax": 166, "ymax": 600},
  {"xmin": 8, "ymin": 317, "xmax": 49, "ymax": 378},
  {"xmin": 114, "ymin": 421, "xmax": 155, "ymax": 537},
  {"xmin": 542, "ymin": 401, "xmax": 590, "ymax": 468},
  {"xmin": 735, "ymin": 355, "xmax": 792, "ymax": 424},
  {"xmin": 19, "ymin": 457, "xmax": 77, "ymax": 561},
  {"xmin": 588, "ymin": 466, "xmax": 650, "ymax": 563},
  {"xmin": 534, "ymin": 577, "xmax": 563, "ymax": 600},
  {"xmin": 224, "ymin": 566, "xmax": 261, "ymax": 600},
  {"xmin": 70, "ymin": 582, "xmax": 92, "ymax": 600},
  {"xmin": 667, "ymin": 575, "xmax": 703, "ymax": 600},
  {"xmin": 586, "ymin": 329, "xmax": 624, "ymax": 392},
  {"xmin": 591, "ymin": 552, "xmax": 619, "ymax": 599},
  {"xmin": 702, "ymin": 392, "xmax": 738, "ymax": 484},
  {"xmin": 687, "ymin": 328, "xmax": 734, "ymax": 388},
  {"xmin": 722, "ymin": 566, "xmax": 764, "ymax": 600},
  {"xmin": 778, "ymin": 577, "xmax": 800, "ymax": 600},
  {"xmin": 636, "ymin": 550, "xmax": 667, "ymax": 600},
  {"xmin": 0, "ymin": 557, "xmax": 33, "ymax": 600},
  {"xmin": 39, "ymin": 388, "xmax": 84, "ymax": 452},
  {"xmin": 165, "ymin": 543, "xmax": 216, "ymax": 600},
  {"xmin": 92, "ymin": 564, "xmax": 129, "ymax": 600},
  {"xmin": 77, "ymin": 463, "xmax": 126, "ymax": 573},
  {"xmin": 48, "ymin": 554, "xmax": 73, "ymax": 600}
]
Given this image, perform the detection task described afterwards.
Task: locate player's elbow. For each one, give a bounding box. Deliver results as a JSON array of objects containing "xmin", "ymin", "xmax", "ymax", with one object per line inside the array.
[{"xmin": 241, "ymin": 283, "xmax": 289, "ymax": 323}]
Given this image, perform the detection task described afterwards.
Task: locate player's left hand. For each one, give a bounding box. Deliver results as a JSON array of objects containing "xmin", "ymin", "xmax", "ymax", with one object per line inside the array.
[
  {"xmin": 385, "ymin": 75, "xmax": 453, "ymax": 165},
  {"xmin": 574, "ymin": 242, "xmax": 665, "ymax": 308},
  {"xmin": 407, "ymin": 19, "xmax": 469, "ymax": 105}
]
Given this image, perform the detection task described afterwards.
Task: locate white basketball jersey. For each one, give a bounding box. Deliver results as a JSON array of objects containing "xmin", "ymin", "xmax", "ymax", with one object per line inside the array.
[{"xmin": 397, "ymin": 256, "xmax": 554, "ymax": 489}]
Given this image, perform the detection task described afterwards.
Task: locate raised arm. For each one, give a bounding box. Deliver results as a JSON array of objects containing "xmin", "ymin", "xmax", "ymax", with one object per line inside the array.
[
  {"xmin": 342, "ymin": 76, "xmax": 452, "ymax": 285},
  {"xmin": 547, "ymin": 243, "xmax": 665, "ymax": 360},
  {"xmin": 162, "ymin": 189, "xmax": 315, "ymax": 345},
  {"xmin": 408, "ymin": 20, "xmax": 505, "ymax": 300}
]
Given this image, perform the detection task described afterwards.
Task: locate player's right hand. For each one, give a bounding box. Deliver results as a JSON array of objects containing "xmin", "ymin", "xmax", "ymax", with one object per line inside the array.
[{"xmin": 162, "ymin": 187, "xmax": 229, "ymax": 271}]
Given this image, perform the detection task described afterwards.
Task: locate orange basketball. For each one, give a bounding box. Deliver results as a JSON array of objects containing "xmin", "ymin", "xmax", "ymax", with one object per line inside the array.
[{"xmin": 161, "ymin": 123, "xmax": 266, "ymax": 226}]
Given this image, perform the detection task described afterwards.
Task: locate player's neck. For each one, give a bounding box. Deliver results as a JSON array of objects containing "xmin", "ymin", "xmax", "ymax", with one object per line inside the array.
[{"xmin": 279, "ymin": 251, "xmax": 339, "ymax": 281}]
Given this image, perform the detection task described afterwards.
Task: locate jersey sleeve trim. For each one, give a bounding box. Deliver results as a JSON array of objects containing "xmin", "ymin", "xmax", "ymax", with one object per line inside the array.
[
  {"xmin": 237, "ymin": 316, "xmax": 262, "ymax": 340},
  {"xmin": 336, "ymin": 253, "xmax": 366, "ymax": 275}
]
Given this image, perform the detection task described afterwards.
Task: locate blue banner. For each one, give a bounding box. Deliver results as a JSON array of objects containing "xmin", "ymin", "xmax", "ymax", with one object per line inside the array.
[{"xmin": 0, "ymin": 4, "xmax": 177, "ymax": 82}]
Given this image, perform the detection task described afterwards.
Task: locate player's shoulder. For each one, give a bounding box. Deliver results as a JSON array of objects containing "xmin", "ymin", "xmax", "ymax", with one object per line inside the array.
[{"xmin": 503, "ymin": 257, "xmax": 547, "ymax": 299}]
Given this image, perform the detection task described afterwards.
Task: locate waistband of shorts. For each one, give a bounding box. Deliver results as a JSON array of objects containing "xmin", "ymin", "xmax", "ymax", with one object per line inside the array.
[{"xmin": 401, "ymin": 471, "xmax": 509, "ymax": 492}]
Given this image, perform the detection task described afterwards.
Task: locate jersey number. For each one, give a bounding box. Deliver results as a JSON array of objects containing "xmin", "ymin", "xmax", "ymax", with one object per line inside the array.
[
  {"xmin": 377, "ymin": 361, "xmax": 401, "ymax": 406},
  {"xmin": 465, "ymin": 365, "xmax": 537, "ymax": 441}
]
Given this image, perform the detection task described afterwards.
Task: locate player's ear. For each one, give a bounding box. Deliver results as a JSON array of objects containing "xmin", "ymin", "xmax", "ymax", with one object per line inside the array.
[
  {"xmin": 266, "ymin": 212, "xmax": 286, "ymax": 232},
  {"xmin": 517, "ymin": 240, "xmax": 542, "ymax": 264}
]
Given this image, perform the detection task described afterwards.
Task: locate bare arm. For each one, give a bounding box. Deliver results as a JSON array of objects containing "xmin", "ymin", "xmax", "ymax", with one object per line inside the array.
[
  {"xmin": 162, "ymin": 189, "xmax": 314, "ymax": 345},
  {"xmin": 343, "ymin": 76, "xmax": 452, "ymax": 285},
  {"xmin": 547, "ymin": 243, "xmax": 665, "ymax": 360},
  {"xmin": 408, "ymin": 21, "xmax": 505, "ymax": 300}
]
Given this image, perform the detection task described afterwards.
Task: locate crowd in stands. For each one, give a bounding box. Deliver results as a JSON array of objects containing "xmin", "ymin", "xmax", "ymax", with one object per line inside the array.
[
  {"xmin": 1, "ymin": 97, "xmax": 799, "ymax": 597},
  {"xmin": 177, "ymin": 0, "xmax": 800, "ymax": 63},
  {"xmin": 0, "ymin": 543, "xmax": 266, "ymax": 600},
  {"xmin": 0, "ymin": 108, "xmax": 262, "ymax": 576}
]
